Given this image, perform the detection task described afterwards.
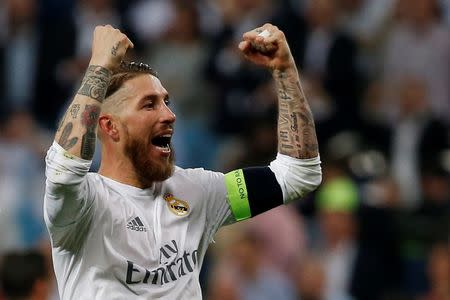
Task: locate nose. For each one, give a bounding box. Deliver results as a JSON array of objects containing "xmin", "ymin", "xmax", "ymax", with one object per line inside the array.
[{"xmin": 160, "ymin": 102, "xmax": 176, "ymax": 124}]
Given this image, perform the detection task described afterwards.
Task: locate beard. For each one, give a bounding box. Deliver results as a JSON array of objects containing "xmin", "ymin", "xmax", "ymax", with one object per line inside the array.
[{"xmin": 124, "ymin": 133, "xmax": 175, "ymax": 188}]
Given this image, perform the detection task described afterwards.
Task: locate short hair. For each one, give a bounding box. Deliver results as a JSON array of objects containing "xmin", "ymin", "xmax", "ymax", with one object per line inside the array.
[
  {"xmin": 101, "ymin": 61, "xmax": 159, "ymax": 116},
  {"xmin": 0, "ymin": 250, "xmax": 48, "ymax": 299},
  {"xmin": 105, "ymin": 61, "xmax": 158, "ymax": 99}
]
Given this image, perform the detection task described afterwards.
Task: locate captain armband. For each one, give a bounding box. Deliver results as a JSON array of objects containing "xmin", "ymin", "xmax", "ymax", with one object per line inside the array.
[{"xmin": 224, "ymin": 167, "xmax": 283, "ymax": 221}]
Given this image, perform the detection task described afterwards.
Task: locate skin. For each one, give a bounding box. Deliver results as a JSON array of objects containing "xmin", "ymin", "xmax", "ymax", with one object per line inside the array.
[
  {"xmin": 98, "ymin": 74, "xmax": 175, "ymax": 187},
  {"xmin": 239, "ymin": 23, "xmax": 319, "ymax": 159},
  {"xmin": 55, "ymin": 23, "xmax": 318, "ymax": 190},
  {"xmin": 55, "ymin": 25, "xmax": 133, "ymax": 160}
]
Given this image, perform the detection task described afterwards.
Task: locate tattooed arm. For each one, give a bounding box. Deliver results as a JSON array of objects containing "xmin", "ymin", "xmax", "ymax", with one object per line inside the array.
[
  {"xmin": 54, "ymin": 25, "xmax": 133, "ymax": 159},
  {"xmin": 44, "ymin": 26, "xmax": 133, "ymax": 246},
  {"xmin": 55, "ymin": 66, "xmax": 109, "ymax": 159},
  {"xmin": 273, "ymin": 66, "xmax": 318, "ymax": 158},
  {"xmin": 239, "ymin": 24, "xmax": 318, "ymax": 159},
  {"xmin": 226, "ymin": 23, "xmax": 321, "ymax": 214}
]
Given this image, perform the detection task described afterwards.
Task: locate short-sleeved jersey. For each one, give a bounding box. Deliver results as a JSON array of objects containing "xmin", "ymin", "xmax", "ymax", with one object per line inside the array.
[{"xmin": 44, "ymin": 142, "xmax": 233, "ymax": 299}]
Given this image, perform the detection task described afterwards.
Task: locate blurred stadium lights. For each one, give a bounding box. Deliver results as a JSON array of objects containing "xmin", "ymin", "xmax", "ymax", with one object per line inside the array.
[
  {"xmin": 349, "ymin": 150, "xmax": 387, "ymax": 179},
  {"xmin": 325, "ymin": 131, "xmax": 361, "ymax": 161}
]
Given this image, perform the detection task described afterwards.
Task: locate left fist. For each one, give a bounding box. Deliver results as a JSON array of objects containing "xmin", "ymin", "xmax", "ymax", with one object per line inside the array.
[{"xmin": 239, "ymin": 23, "xmax": 295, "ymax": 71}]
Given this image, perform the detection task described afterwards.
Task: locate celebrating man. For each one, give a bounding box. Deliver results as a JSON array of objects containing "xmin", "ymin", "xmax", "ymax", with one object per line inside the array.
[{"xmin": 44, "ymin": 24, "xmax": 321, "ymax": 299}]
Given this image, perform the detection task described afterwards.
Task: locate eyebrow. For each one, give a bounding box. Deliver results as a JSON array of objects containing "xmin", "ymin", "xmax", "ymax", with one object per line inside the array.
[{"xmin": 139, "ymin": 93, "xmax": 170, "ymax": 103}]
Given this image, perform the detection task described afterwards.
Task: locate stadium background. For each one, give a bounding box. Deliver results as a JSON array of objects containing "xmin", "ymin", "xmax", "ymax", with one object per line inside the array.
[{"xmin": 0, "ymin": 0, "xmax": 449, "ymax": 299}]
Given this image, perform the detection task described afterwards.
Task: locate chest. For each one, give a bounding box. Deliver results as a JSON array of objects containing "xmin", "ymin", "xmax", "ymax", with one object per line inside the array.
[{"xmin": 94, "ymin": 187, "xmax": 208, "ymax": 269}]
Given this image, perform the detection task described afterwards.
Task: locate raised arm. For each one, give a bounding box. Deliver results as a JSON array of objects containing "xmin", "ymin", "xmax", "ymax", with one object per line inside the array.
[
  {"xmin": 55, "ymin": 25, "xmax": 133, "ymax": 159},
  {"xmin": 239, "ymin": 24, "xmax": 319, "ymax": 159},
  {"xmin": 44, "ymin": 26, "xmax": 133, "ymax": 247},
  {"xmin": 218, "ymin": 25, "xmax": 321, "ymax": 224}
]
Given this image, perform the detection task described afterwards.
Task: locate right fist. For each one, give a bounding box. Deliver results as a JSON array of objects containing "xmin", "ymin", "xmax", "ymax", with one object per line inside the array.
[{"xmin": 89, "ymin": 25, "xmax": 134, "ymax": 71}]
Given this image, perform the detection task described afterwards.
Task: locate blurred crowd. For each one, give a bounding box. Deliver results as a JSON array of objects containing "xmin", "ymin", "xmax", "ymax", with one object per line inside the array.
[{"xmin": 0, "ymin": 0, "xmax": 449, "ymax": 299}]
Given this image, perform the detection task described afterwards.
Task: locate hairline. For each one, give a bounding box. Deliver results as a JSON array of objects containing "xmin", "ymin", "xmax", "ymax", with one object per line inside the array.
[{"xmin": 103, "ymin": 72, "xmax": 159, "ymax": 113}]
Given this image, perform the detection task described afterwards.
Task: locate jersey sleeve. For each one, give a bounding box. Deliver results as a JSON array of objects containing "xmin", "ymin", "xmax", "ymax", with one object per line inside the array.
[
  {"xmin": 223, "ymin": 154, "xmax": 322, "ymax": 221},
  {"xmin": 195, "ymin": 169, "xmax": 234, "ymax": 241},
  {"xmin": 198, "ymin": 153, "xmax": 321, "ymax": 237},
  {"xmin": 44, "ymin": 141, "xmax": 96, "ymax": 250}
]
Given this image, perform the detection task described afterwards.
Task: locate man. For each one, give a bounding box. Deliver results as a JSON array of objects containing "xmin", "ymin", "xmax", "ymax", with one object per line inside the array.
[
  {"xmin": 0, "ymin": 250, "xmax": 50, "ymax": 300},
  {"xmin": 44, "ymin": 24, "xmax": 321, "ymax": 299}
]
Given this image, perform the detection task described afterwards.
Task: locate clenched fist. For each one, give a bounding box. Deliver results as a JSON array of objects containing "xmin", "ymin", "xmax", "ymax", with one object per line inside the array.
[
  {"xmin": 89, "ymin": 25, "xmax": 134, "ymax": 71},
  {"xmin": 239, "ymin": 23, "xmax": 295, "ymax": 72}
]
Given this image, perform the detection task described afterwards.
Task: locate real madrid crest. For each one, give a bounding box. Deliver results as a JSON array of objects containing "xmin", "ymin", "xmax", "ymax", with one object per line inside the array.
[{"xmin": 163, "ymin": 193, "xmax": 190, "ymax": 216}]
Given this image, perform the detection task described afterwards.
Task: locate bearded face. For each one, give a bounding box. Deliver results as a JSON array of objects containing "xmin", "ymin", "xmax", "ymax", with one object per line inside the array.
[
  {"xmin": 124, "ymin": 127, "xmax": 175, "ymax": 187},
  {"xmin": 101, "ymin": 73, "xmax": 176, "ymax": 188}
]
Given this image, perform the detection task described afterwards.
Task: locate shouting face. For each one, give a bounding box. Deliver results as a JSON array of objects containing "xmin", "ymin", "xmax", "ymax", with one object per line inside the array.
[{"xmin": 101, "ymin": 74, "xmax": 176, "ymax": 187}]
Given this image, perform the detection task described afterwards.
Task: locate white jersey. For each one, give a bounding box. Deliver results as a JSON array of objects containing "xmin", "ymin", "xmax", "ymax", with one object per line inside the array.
[
  {"xmin": 44, "ymin": 141, "xmax": 322, "ymax": 300},
  {"xmin": 44, "ymin": 142, "xmax": 233, "ymax": 299}
]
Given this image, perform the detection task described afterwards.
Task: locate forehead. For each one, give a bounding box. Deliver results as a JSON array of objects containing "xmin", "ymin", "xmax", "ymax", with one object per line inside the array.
[{"xmin": 124, "ymin": 74, "xmax": 168, "ymax": 99}]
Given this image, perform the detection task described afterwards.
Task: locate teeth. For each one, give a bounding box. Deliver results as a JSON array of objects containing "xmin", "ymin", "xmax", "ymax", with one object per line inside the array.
[
  {"xmin": 161, "ymin": 134, "xmax": 172, "ymax": 138},
  {"xmin": 156, "ymin": 144, "xmax": 170, "ymax": 152}
]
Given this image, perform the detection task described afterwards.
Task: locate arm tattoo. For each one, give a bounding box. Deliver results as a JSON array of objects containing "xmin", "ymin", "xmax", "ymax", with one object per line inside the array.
[
  {"xmin": 80, "ymin": 104, "xmax": 101, "ymax": 159},
  {"xmin": 77, "ymin": 65, "xmax": 112, "ymax": 103},
  {"xmin": 273, "ymin": 68, "xmax": 318, "ymax": 159},
  {"xmin": 56, "ymin": 103, "xmax": 80, "ymax": 133},
  {"xmin": 111, "ymin": 42, "xmax": 119, "ymax": 56},
  {"xmin": 69, "ymin": 104, "xmax": 81, "ymax": 119},
  {"xmin": 58, "ymin": 122, "xmax": 79, "ymax": 150}
]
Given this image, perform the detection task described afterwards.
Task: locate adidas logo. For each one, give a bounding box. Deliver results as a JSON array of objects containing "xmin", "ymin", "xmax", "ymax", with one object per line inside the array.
[{"xmin": 126, "ymin": 217, "xmax": 147, "ymax": 232}]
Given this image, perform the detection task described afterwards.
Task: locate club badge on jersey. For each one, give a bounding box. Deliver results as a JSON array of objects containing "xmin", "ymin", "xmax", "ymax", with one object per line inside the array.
[{"xmin": 164, "ymin": 194, "xmax": 190, "ymax": 216}]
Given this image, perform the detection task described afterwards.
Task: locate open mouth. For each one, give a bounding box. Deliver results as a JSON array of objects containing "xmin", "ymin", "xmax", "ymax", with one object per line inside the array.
[{"xmin": 151, "ymin": 134, "xmax": 172, "ymax": 153}]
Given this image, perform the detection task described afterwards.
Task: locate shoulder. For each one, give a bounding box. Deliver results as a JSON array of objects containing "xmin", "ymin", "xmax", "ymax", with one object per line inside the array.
[
  {"xmin": 82, "ymin": 172, "xmax": 115, "ymax": 198},
  {"xmin": 171, "ymin": 166, "xmax": 224, "ymax": 181},
  {"xmin": 85, "ymin": 172, "xmax": 107, "ymax": 187},
  {"xmin": 167, "ymin": 166, "xmax": 225, "ymax": 190}
]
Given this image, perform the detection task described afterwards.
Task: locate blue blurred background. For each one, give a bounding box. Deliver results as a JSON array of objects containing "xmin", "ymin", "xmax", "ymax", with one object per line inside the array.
[{"xmin": 0, "ymin": 0, "xmax": 449, "ymax": 299}]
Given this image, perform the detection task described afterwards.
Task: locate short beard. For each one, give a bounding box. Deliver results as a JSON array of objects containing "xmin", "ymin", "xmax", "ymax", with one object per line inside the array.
[{"xmin": 124, "ymin": 134, "xmax": 175, "ymax": 188}]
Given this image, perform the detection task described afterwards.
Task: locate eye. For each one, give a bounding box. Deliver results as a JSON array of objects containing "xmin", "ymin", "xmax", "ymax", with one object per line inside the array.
[
  {"xmin": 143, "ymin": 102, "xmax": 154, "ymax": 110},
  {"xmin": 164, "ymin": 98, "xmax": 171, "ymax": 106}
]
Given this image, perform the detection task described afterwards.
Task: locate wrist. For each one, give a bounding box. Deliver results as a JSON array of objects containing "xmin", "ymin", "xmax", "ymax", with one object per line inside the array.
[
  {"xmin": 271, "ymin": 59, "xmax": 297, "ymax": 74},
  {"xmin": 88, "ymin": 58, "xmax": 115, "ymax": 73},
  {"xmin": 271, "ymin": 62, "xmax": 297, "ymax": 77},
  {"xmin": 85, "ymin": 64, "xmax": 113, "ymax": 78}
]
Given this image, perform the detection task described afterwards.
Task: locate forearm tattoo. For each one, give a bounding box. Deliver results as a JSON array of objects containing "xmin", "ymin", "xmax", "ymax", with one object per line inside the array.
[
  {"xmin": 77, "ymin": 65, "xmax": 112, "ymax": 102},
  {"xmin": 58, "ymin": 122, "xmax": 78, "ymax": 150},
  {"xmin": 273, "ymin": 68, "xmax": 318, "ymax": 159},
  {"xmin": 80, "ymin": 104, "xmax": 101, "ymax": 159},
  {"xmin": 70, "ymin": 104, "xmax": 81, "ymax": 119},
  {"xmin": 56, "ymin": 65, "xmax": 108, "ymax": 156},
  {"xmin": 111, "ymin": 42, "xmax": 119, "ymax": 56}
]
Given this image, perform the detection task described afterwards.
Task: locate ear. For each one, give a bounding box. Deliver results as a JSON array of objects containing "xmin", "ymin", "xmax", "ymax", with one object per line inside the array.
[{"xmin": 99, "ymin": 114, "xmax": 120, "ymax": 142}]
